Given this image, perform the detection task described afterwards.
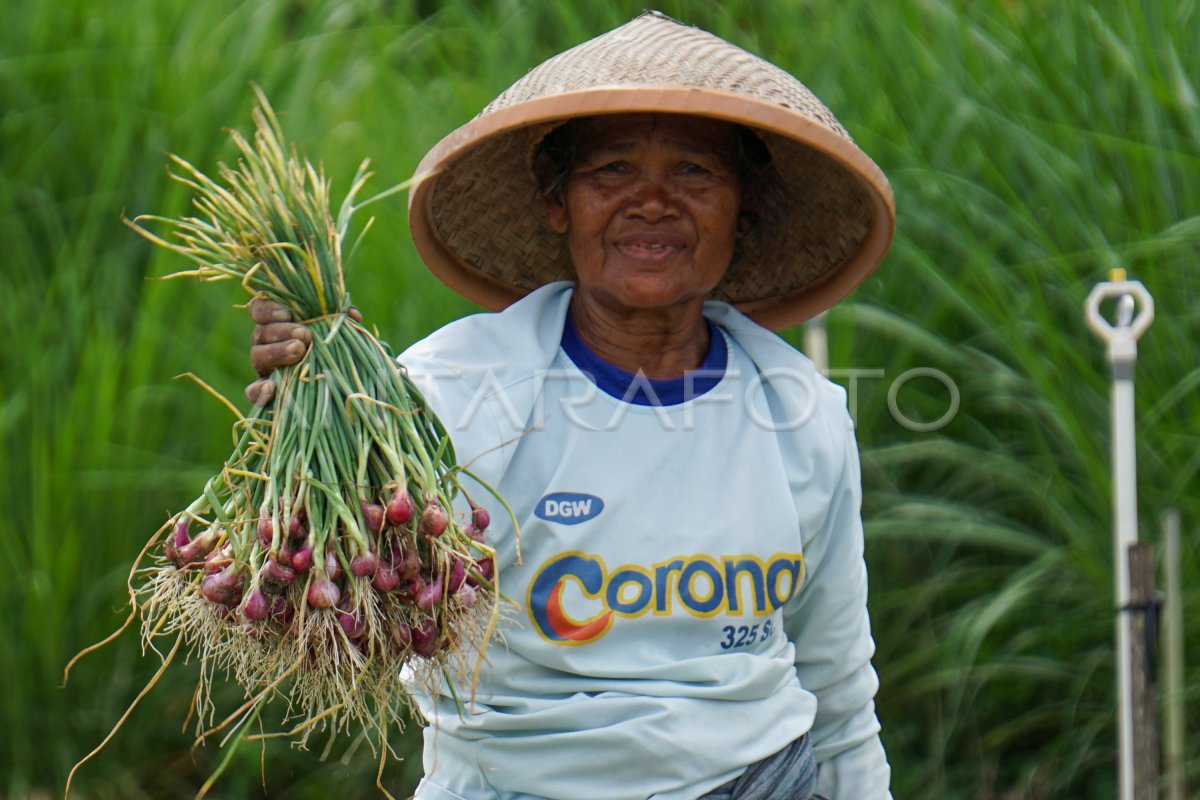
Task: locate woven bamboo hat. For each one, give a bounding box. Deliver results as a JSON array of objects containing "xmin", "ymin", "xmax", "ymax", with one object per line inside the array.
[{"xmin": 408, "ymin": 11, "xmax": 894, "ymax": 330}]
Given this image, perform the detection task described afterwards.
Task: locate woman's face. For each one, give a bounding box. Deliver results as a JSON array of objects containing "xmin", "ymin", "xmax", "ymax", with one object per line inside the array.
[{"xmin": 543, "ymin": 114, "xmax": 744, "ymax": 316}]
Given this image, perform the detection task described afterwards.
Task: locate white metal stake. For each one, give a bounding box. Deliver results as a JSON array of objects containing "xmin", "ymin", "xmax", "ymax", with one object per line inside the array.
[{"xmin": 1085, "ymin": 269, "xmax": 1154, "ymax": 800}]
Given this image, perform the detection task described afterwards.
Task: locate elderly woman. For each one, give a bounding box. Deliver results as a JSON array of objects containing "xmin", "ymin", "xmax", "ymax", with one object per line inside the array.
[{"xmin": 249, "ymin": 12, "xmax": 893, "ymax": 800}]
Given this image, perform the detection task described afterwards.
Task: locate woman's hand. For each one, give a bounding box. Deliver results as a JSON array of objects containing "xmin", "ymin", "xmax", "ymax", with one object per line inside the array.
[
  {"xmin": 245, "ymin": 298, "xmax": 361, "ymax": 405},
  {"xmin": 246, "ymin": 298, "xmax": 310, "ymax": 405}
]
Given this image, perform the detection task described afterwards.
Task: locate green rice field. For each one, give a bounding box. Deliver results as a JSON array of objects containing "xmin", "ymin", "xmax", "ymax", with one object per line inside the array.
[{"xmin": 2, "ymin": 1, "xmax": 1197, "ymax": 797}]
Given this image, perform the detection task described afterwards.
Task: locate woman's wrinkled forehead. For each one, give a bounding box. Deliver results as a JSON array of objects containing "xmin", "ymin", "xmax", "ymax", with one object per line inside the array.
[
  {"xmin": 572, "ymin": 114, "xmax": 742, "ymax": 167},
  {"xmin": 532, "ymin": 113, "xmax": 770, "ymax": 200}
]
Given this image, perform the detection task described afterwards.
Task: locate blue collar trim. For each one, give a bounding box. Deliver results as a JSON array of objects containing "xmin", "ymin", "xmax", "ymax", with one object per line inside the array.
[{"xmin": 560, "ymin": 312, "xmax": 729, "ymax": 406}]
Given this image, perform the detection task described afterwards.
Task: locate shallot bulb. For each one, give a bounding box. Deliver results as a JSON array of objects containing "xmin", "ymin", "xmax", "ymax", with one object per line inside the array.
[
  {"xmin": 324, "ymin": 549, "xmax": 343, "ymax": 582},
  {"xmin": 242, "ymin": 589, "xmax": 270, "ymax": 621},
  {"xmin": 372, "ymin": 564, "xmax": 400, "ymax": 593},
  {"xmin": 397, "ymin": 542, "xmax": 420, "ymax": 580},
  {"xmin": 386, "ymin": 489, "xmax": 415, "ymax": 526},
  {"xmin": 291, "ymin": 545, "xmax": 313, "ymax": 574},
  {"xmin": 264, "ymin": 558, "xmax": 296, "ymax": 585},
  {"xmin": 202, "ymin": 567, "xmax": 244, "ymax": 607},
  {"xmin": 361, "ymin": 501, "xmax": 386, "ymax": 534},
  {"xmin": 390, "ymin": 620, "xmax": 412, "ymax": 650},
  {"xmin": 289, "ymin": 512, "xmax": 305, "ymax": 541},
  {"xmin": 447, "ymin": 558, "xmax": 466, "ymax": 593},
  {"xmin": 471, "ymin": 504, "xmax": 490, "ymax": 532},
  {"xmin": 417, "ymin": 502, "xmax": 447, "ymax": 538},
  {"xmin": 415, "ymin": 576, "xmax": 443, "ymax": 610},
  {"xmin": 337, "ymin": 598, "xmax": 365, "ymax": 639},
  {"xmin": 257, "ymin": 516, "xmax": 273, "ymax": 549},
  {"xmin": 204, "ymin": 545, "xmax": 232, "ymax": 575},
  {"xmin": 350, "ymin": 552, "xmax": 378, "ymax": 578},
  {"xmin": 455, "ymin": 584, "xmax": 477, "ymax": 610},
  {"xmin": 178, "ymin": 528, "xmax": 219, "ymax": 567},
  {"xmin": 411, "ymin": 618, "xmax": 438, "ymax": 658},
  {"xmin": 467, "ymin": 557, "xmax": 494, "ymax": 586},
  {"xmin": 306, "ymin": 578, "xmax": 341, "ymax": 609},
  {"xmin": 164, "ymin": 518, "xmax": 191, "ymax": 566}
]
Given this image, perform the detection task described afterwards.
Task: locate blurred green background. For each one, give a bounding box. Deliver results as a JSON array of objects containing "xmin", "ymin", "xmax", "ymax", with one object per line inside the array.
[{"xmin": 2, "ymin": 0, "xmax": 1197, "ymax": 797}]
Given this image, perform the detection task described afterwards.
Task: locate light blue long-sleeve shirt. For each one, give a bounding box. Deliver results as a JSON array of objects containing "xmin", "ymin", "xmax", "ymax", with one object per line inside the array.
[{"xmin": 401, "ymin": 283, "xmax": 890, "ymax": 800}]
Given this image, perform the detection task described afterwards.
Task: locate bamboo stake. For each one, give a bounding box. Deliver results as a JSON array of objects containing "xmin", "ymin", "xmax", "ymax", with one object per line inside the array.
[
  {"xmin": 1162, "ymin": 510, "xmax": 1185, "ymax": 800},
  {"xmin": 1127, "ymin": 542, "xmax": 1159, "ymax": 800},
  {"xmin": 803, "ymin": 310, "xmax": 829, "ymax": 375}
]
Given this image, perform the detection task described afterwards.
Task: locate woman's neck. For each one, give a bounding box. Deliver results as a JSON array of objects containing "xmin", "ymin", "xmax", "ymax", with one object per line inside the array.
[{"xmin": 568, "ymin": 293, "xmax": 711, "ymax": 379}]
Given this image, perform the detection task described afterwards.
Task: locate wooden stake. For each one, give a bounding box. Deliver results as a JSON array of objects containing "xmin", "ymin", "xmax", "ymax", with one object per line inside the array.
[
  {"xmin": 1127, "ymin": 542, "xmax": 1159, "ymax": 800},
  {"xmin": 1162, "ymin": 511, "xmax": 1184, "ymax": 800}
]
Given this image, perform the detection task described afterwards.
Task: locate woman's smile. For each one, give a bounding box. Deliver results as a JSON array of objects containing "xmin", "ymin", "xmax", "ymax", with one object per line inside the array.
[{"xmin": 613, "ymin": 232, "xmax": 687, "ymax": 264}]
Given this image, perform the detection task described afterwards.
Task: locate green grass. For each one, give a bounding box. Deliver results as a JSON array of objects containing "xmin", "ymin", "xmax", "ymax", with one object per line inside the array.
[{"xmin": 1, "ymin": 0, "xmax": 1196, "ymax": 797}]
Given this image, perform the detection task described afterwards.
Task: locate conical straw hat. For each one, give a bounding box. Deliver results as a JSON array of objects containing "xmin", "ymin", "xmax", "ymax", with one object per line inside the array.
[{"xmin": 408, "ymin": 11, "xmax": 894, "ymax": 330}]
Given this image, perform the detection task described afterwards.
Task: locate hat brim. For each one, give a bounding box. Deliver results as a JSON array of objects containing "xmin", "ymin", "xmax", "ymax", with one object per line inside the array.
[{"xmin": 409, "ymin": 86, "xmax": 894, "ymax": 330}]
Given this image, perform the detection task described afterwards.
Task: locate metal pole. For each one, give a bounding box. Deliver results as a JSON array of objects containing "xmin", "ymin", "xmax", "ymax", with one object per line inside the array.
[
  {"xmin": 1085, "ymin": 269, "xmax": 1155, "ymax": 800},
  {"xmin": 1114, "ymin": 296, "xmax": 1139, "ymax": 800}
]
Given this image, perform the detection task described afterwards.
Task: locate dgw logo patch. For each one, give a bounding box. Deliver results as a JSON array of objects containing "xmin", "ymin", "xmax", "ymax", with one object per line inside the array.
[{"xmin": 535, "ymin": 492, "xmax": 604, "ymax": 525}]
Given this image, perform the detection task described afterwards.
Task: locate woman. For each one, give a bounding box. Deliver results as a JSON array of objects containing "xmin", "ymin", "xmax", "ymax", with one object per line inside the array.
[{"xmin": 250, "ymin": 12, "xmax": 893, "ymax": 800}]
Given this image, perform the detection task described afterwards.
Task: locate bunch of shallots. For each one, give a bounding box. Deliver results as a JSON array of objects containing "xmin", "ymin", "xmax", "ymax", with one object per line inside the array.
[{"xmin": 66, "ymin": 91, "xmax": 508, "ymax": 799}]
